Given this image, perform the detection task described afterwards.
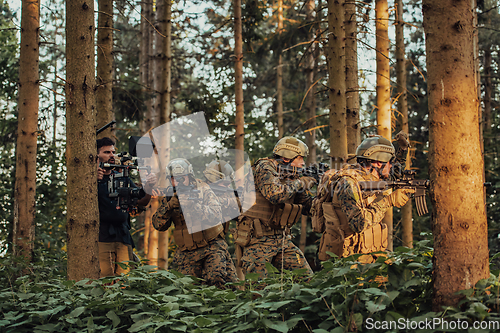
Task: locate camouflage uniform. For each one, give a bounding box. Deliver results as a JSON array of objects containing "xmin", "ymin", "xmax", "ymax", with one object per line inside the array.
[
  {"xmin": 313, "ymin": 135, "xmax": 411, "ymax": 263},
  {"xmin": 152, "ymin": 178, "xmax": 238, "ymax": 288},
  {"xmin": 236, "ymin": 158, "xmax": 313, "ymax": 278}
]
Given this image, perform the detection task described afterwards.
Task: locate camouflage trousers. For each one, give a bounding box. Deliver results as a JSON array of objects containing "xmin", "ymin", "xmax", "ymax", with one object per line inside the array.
[
  {"xmin": 172, "ymin": 237, "xmax": 238, "ymax": 288},
  {"xmin": 240, "ymin": 235, "xmax": 313, "ymax": 279}
]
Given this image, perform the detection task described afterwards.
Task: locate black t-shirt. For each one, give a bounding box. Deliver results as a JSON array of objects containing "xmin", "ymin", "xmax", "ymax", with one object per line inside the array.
[{"xmin": 98, "ymin": 172, "xmax": 137, "ymax": 245}]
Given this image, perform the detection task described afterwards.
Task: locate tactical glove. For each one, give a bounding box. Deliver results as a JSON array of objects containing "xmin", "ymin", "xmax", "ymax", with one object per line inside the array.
[
  {"xmin": 387, "ymin": 188, "xmax": 415, "ymax": 208},
  {"xmin": 298, "ymin": 176, "xmax": 317, "ymax": 191},
  {"xmin": 394, "ymin": 130, "xmax": 410, "ymax": 149},
  {"xmin": 167, "ymin": 196, "xmax": 180, "ymax": 210}
]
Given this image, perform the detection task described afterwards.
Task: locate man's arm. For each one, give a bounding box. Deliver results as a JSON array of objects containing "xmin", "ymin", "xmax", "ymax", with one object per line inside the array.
[
  {"xmin": 255, "ymin": 160, "xmax": 303, "ymax": 205},
  {"xmin": 152, "ymin": 197, "xmax": 174, "ymax": 231},
  {"xmin": 337, "ymin": 177, "xmax": 390, "ymax": 233},
  {"xmin": 136, "ymin": 172, "xmax": 157, "ymax": 206}
]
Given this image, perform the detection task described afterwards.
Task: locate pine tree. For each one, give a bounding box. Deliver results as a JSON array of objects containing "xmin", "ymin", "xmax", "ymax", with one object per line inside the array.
[
  {"xmin": 14, "ymin": 0, "xmax": 40, "ymax": 261},
  {"xmin": 423, "ymin": 0, "xmax": 489, "ymax": 309},
  {"xmin": 65, "ymin": 0, "xmax": 99, "ymax": 280}
]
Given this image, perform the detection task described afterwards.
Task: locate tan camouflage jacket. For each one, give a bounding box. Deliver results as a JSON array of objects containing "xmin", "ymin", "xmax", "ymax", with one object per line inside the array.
[
  {"xmin": 254, "ymin": 158, "xmax": 313, "ymax": 215},
  {"xmin": 333, "ymin": 164, "xmax": 391, "ymax": 233},
  {"xmin": 152, "ymin": 180, "xmax": 222, "ymax": 231}
]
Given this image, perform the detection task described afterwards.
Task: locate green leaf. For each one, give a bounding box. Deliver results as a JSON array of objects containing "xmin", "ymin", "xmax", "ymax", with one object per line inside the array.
[
  {"xmin": 68, "ymin": 306, "xmax": 86, "ymax": 318},
  {"xmin": 106, "ymin": 311, "xmax": 120, "ymax": 328},
  {"xmin": 91, "ymin": 287, "xmax": 104, "ymax": 297},
  {"xmin": 194, "ymin": 316, "xmax": 213, "ymax": 327},
  {"xmin": 270, "ymin": 300, "xmax": 293, "ymax": 311},
  {"xmin": 245, "ymin": 273, "xmax": 260, "ymax": 281},
  {"xmin": 330, "ymin": 328, "xmax": 345, "ymax": 333},
  {"xmin": 386, "ymin": 291, "xmax": 400, "ymax": 303},
  {"xmin": 262, "ymin": 319, "xmax": 289, "ymax": 333},
  {"xmin": 128, "ymin": 319, "xmax": 155, "ymax": 333},
  {"xmin": 363, "ymin": 288, "xmax": 388, "ymax": 296},
  {"xmin": 265, "ymin": 262, "xmax": 279, "ymax": 274},
  {"xmin": 352, "ymin": 313, "xmax": 363, "ymax": 328},
  {"xmin": 366, "ymin": 300, "xmax": 386, "ymax": 313}
]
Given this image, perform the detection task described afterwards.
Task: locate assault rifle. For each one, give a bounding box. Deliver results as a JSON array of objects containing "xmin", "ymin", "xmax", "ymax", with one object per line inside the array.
[
  {"xmin": 277, "ymin": 162, "xmax": 330, "ymax": 183},
  {"xmin": 358, "ymin": 170, "xmax": 430, "ymax": 216},
  {"xmin": 162, "ymin": 184, "xmax": 202, "ymax": 202}
]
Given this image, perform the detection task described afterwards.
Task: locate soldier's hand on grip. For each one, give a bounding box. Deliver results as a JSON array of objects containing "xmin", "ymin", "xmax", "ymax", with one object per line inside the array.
[
  {"xmin": 388, "ymin": 188, "xmax": 415, "ymax": 208},
  {"xmin": 299, "ymin": 176, "xmax": 317, "ymax": 191},
  {"xmin": 168, "ymin": 196, "xmax": 180, "ymax": 210}
]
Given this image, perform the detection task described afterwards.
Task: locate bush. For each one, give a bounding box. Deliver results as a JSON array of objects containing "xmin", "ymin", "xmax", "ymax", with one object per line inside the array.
[{"xmin": 1, "ymin": 241, "xmax": 500, "ymax": 332}]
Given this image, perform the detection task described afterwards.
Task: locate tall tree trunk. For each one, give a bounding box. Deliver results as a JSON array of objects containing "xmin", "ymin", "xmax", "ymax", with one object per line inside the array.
[
  {"xmin": 396, "ymin": 0, "xmax": 412, "ymax": 248},
  {"xmin": 142, "ymin": 0, "xmax": 154, "ymax": 132},
  {"xmin": 483, "ymin": 1, "xmax": 493, "ymax": 146},
  {"xmin": 345, "ymin": 0, "xmax": 360, "ymax": 157},
  {"xmin": 423, "ymin": 0, "xmax": 489, "ymax": 309},
  {"xmin": 96, "ymin": 0, "xmax": 114, "ymax": 139},
  {"xmin": 143, "ymin": 0, "xmax": 156, "ymax": 258},
  {"xmin": 327, "ymin": 0, "xmax": 347, "ymax": 170},
  {"xmin": 159, "ymin": 0, "xmax": 171, "ymax": 125},
  {"xmin": 157, "ymin": 0, "xmax": 172, "ymax": 270},
  {"xmin": 484, "ymin": 45, "xmax": 492, "ymax": 146},
  {"xmin": 14, "ymin": 0, "xmax": 40, "ymax": 261},
  {"xmin": 234, "ymin": 0, "xmax": 245, "ymax": 176},
  {"xmin": 153, "ymin": 1, "xmax": 163, "ymax": 129},
  {"xmin": 300, "ymin": 0, "xmax": 317, "ymax": 253},
  {"xmin": 66, "ymin": 0, "xmax": 99, "ymax": 281},
  {"xmin": 276, "ymin": 0, "xmax": 284, "ymax": 139},
  {"xmin": 375, "ymin": 0, "xmax": 393, "ymax": 251},
  {"xmin": 139, "ymin": 1, "xmax": 150, "ymax": 133}
]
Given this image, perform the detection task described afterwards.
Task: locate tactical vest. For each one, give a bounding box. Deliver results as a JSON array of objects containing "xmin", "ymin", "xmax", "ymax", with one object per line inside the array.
[
  {"xmin": 164, "ymin": 179, "xmax": 224, "ymax": 251},
  {"xmin": 235, "ymin": 158, "xmax": 303, "ymax": 246},
  {"xmin": 313, "ymin": 166, "xmax": 388, "ymax": 261}
]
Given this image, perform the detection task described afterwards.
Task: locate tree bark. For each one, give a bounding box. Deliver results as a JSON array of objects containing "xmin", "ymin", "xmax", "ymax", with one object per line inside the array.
[
  {"xmin": 159, "ymin": 0, "xmax": 171, "ymax": 125},
  {"xmin": 157, "ymin": 0, "xmax": 172, "ymax": 269},
  {"xmin": 277, "ymin": 0, "xmax": 284, "ymax": 139},
  {"xmin": 396, "ymin": 0, "xmax": 412, "ymax": 248},
  {"xmin": 66, "ymin": 0, "xmax": 99, "ymax": 280},
  {"xmin": 423, "ymin": 0, "xmax": 489, "ymax": 309},
  {"xmin": 153, "ymin": 0, "xmax": 163, "ymax": 129},
  {"xmin": 345, "ymin": 0, "xmax": 360, "ymax": 157},
  {"xmin": 300, "ymin": 0, "xmax": 317, "ymax": 253},
  {"xmin": 327, "ymin": 0, "xmax": 347, "ymax": 170},
  {"xmin": 14, "ymin": 0, "xmax": 40, "ymax": 261},
  {"xmin": 96, "ymin": 0, "xmax": 114, "ymax": 139},
  {"xmin": 234, "ymin": 0, "xmax": 245, "ymax": 177},
  {"xmin": 375, "ymin": 0, "xmax": 393, "ymax": 251},
  {"xmin": 139, "ymin": 0, "xmax": 149, "ymax": 134}
]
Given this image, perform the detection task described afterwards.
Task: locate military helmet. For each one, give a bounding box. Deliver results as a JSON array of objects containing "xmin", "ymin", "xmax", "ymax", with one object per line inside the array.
[
  {"xmin": 273, "ymin": 136, "xmax": 309, "ymax": 159},
  {"xmin": 166, "ymin": 158, "xmax": 194, "ymax": 177},
  {"xmin": 356, "ymin": 136, "xmax": 395, "ymax": 163},
  {"xmin": 204, "ymin": 160, "xmax": 235, "ymax": 183}
]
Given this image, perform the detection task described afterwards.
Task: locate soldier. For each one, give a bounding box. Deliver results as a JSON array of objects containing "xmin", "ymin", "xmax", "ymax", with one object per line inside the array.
[
  {"xmin": 235, "ymin": 137, "xmax": 316, "ymax": 279},
  {"xmin": 152, "ymin": 158, "xmax": 238, "ymax": 288},
  {"xmin": 203, "ymin": 160, "xmax": 242, "ymax": 232},
  {"xmin": 311, "ymin": 135, "xmax": 414, "ymax": 264}
]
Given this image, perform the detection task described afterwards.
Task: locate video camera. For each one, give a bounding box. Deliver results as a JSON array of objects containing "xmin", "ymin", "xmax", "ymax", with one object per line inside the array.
[{"xmin": 98, "ymin": 121, "xmax": 154, "ymax": 212}]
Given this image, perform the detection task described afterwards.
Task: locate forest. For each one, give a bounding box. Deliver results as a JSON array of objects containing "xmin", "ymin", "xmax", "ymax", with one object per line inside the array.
[{"xmin": 1, "ymin": 0, "xmax": 500, "ymax": 331}]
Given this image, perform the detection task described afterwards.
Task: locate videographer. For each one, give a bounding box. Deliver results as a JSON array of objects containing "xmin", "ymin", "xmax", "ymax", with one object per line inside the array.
[{"xmin": 97, "ymin": 137, "xmax": 157, "ymax": 278}]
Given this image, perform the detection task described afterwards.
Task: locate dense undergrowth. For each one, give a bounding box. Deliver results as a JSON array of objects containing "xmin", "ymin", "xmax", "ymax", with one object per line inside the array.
[{"xmin": 1, "ymin": 241, "xmax": 500, "ymax": 332}]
